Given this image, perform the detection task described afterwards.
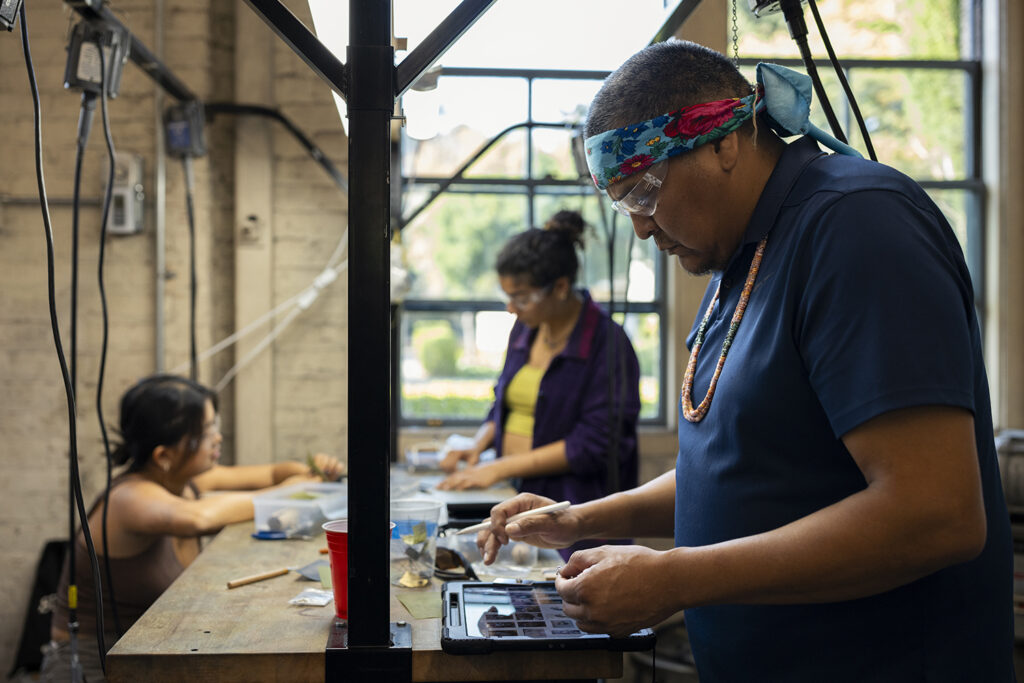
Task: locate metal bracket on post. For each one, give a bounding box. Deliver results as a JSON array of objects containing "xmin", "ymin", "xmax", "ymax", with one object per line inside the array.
[{"xmin": 325, "ymin": 619, "xmax": 412, "ymax": 682}]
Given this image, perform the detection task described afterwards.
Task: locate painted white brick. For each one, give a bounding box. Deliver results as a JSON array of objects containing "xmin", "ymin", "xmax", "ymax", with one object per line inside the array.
[{"xmin": 0, "ymin": 0, "xmax": 349, "ymax": 667}]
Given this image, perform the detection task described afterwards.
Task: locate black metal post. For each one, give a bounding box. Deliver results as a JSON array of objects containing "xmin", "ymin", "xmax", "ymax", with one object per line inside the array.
[{"xmin": 346, "ymin": 0, "xmax": 394, "ymax": 648}]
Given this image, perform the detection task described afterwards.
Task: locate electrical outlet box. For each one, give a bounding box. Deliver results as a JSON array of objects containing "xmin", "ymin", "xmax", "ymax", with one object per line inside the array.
[
  {"xmin": 165, "ymin": 101, "xmax": 207, "ymax": 159},
  {"xmin": 105, "ymin": 152, "xmax": 144, "ymax": 235},
  {"xmin": 63, "ymin": 20, "xmax": 131, "ymax": 97},
  {"xmin": 0, "ymin": 0, "xmax": 22, "ymax": 31}
]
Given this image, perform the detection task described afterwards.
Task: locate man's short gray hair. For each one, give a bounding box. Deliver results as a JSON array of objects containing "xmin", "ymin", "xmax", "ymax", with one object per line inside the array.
[{"xmin": 584, "ymin": 40, "xmax": 754, "ymax": 139}]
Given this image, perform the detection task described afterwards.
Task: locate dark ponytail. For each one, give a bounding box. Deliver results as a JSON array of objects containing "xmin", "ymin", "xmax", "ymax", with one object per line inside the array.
[
  {"xmin": 112, "ymin": 374, "xmax": 217, "ymax": 472},
  {"xmin": 495, "ymin": 209, "xmax": 587, "ymax": 287}
]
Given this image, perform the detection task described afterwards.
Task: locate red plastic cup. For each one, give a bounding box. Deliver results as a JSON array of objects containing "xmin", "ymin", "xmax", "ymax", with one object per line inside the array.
[
  {"xmin": 322, "ymin": 519, "xmax": 396, "ymax": 620},
  {"xmin": 322, "ymin": 520, "xmax": 350, "ymax": 619}
]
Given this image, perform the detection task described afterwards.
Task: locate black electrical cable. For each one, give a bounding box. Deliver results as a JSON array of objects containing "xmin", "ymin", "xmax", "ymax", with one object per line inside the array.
[
  {"xmin": 68, "ymin": 85, "xmax": 96, "ymax": 683},
  {"xmin": 612, "ymin": 222, "xmax": 634, "ymax": 495},
  {"xmin": 620, "ymin": 225, "xmax": 636, "ymax": 446},
  {"xmin": 203, "ymin": 102, "xmax": 349, "ymax": 193},
  {"xmin": 592, "ymin": 198, "xmax": 622, "ymax": 498},
  {"xmin": 807, "ymin": 0, "xmax": 877, "ymax": 161},
  {"xmin": 622, "ymin": 229, "xmax": 636, "ymax": 323},
  {"xmin": 778, "ymin": 0, "xmax": 848, "ymax": 144},
  {"xmin": 71, "ymin": 91, "xmax": 96, "ymax": 401},
  {"xmin": 19, "ymin": 2, "xmax": 108, "ymax": 671},
  {"xmin": 68, "ymin": 95, "xmax": 91, "ymax": 678},
  {"xmin": 183, "ymin": 157, "xmax": 198, "ymax": 381},
  {"xmin": 97, "ymin": 45, "xmax": 124, "ymax": 639},
  {"xmin": 604, "ymin": 210, "xmax": 620, "ymax": 496}
]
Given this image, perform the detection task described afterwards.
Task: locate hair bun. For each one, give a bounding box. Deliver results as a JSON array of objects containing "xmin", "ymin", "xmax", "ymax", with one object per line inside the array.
[{"xmin": 543, "ymin": 210, "xmax": 586, "ymax": 249}]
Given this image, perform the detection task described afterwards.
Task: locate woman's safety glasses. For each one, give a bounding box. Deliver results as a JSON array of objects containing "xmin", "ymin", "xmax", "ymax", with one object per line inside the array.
[
  {"xmin": 499, "ymin": 285, "xmax": 551, "ymax": 310},
  {"xmin": 610, "ymin": 161, "xmax": 668, "ymax": 217}
]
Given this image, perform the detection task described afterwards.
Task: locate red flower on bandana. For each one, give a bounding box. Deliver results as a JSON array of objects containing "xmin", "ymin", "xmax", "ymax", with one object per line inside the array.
[
  {"xmin": 619, "ymin": 154, "xmax": 655, "ymax": 176},
  {"xmin": 664, "ymin": 99, "xmax": 742, "ymax": 139}
]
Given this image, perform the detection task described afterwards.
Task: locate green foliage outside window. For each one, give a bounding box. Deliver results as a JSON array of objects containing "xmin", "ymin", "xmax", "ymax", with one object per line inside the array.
[
  {"xmin": 407, "ymin": 194, "xmax": 527, "ymax": 299},
  {"xmin": 412, "ymin": 321, "xmax": 462, "ymax": 377}
]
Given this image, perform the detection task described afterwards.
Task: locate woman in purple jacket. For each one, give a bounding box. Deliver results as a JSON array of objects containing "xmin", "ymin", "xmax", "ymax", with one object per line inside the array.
[{"xmin": 438, "ymin": 211, "xmax": 641, "ymax": 558}]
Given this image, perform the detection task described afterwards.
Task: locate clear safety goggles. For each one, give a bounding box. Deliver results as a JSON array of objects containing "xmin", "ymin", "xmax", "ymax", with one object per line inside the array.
[
  {"xmin": 610, "ymin": 161, "xmax": 668, "ymax": 217},
  {"xmin": 500, "ymin": 285, "xmax": 551, "ymax": 310}
]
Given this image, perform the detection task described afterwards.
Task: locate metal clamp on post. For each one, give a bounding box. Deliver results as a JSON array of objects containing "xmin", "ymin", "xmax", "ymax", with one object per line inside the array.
[{"xmin": 325, "ymin": 619, "xmax": 412, "ymax": 682}]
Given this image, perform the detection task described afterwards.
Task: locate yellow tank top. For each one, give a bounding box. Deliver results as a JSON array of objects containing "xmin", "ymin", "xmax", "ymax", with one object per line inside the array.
[{"xmin": 504, "ymin": 365, "xmax": 543, "ymax": 437}]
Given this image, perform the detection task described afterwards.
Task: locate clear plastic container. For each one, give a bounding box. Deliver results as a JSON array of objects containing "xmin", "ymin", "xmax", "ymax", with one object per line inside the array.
[{"xmin": 253, "ymin": 481, "xmax": 347, "ymax": 536}]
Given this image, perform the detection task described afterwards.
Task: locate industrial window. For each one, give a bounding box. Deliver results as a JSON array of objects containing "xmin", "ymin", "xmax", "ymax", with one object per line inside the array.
[
  {"xmin": 736, "ymin": 0, "xmax": 983, "ymax": 300},
  {"xmin": 396, "ymin": 69, "xmax": 667, "ymax": 426},
  {"xmin": 390, "ymin": 1, "xmax": 981, "ymax": 428}
]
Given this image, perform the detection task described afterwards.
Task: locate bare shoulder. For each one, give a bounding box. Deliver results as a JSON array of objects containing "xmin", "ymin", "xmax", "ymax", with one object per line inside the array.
[{"xmin": 108, "ymin": 476, "xmax": 181, "ymax": 506}]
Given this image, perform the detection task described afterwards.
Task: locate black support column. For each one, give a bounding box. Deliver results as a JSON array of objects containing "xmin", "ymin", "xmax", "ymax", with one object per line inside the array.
[{"xmin": 346, "ymin": 0, "xmax": 394, "ymax": 648}]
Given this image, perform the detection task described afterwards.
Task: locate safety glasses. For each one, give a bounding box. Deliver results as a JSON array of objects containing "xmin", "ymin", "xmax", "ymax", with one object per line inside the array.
[
  {"xmin": 610, "ymin": 161, "xmax": 668, "ymax": 217},
  {"xmin": 499, "ymin": 284, "xmax": 551, "ymax": 310}
]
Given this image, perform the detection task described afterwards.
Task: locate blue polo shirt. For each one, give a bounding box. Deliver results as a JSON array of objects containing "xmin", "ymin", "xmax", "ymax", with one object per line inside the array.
[{"xmin": 675, "ymin": 136, "xmax": 1013, "ymax": 681}]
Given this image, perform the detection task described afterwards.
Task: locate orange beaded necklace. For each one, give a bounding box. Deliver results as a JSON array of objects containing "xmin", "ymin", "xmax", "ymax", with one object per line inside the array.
[{"xmin": 681, "ymin": 236, "xmax": 768, "ymax": 423}]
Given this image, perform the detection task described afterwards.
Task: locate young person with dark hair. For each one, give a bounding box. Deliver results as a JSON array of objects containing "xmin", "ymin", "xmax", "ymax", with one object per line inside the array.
[
  {"xmin": 438, "ymin": 211, "xmax": 641, "ymax": 560},
  {"xmin": 478, "ymin": 40, "xmax": 1014, "ymax": 680},
  {"xmin": 41, "ymin": 374, "xmax": 343, "ymax": 681}
]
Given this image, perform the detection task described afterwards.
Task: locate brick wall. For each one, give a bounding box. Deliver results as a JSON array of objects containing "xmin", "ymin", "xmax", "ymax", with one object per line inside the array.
[
  {"xmin": 0, "ymin": 1, "xmax": 347, "ymax": 670},
  {"xmin": 268, "ymin": 6, "xmax": 348, "ymax": 462}
]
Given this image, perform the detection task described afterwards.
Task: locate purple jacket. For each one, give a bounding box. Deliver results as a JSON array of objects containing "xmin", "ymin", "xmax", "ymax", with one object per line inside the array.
[{"xmin": 484, "ymin": 290, "xmax": 640, "ymax": 558}]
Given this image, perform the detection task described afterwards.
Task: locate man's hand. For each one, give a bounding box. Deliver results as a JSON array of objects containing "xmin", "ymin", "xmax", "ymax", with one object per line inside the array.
[
  {"xmin": 555, "ymin": 545, "xmax": 679, "ymax": 637},
  {"xmin": 476, "ymin": 493, "xmax": 583, "ymax": 564}
]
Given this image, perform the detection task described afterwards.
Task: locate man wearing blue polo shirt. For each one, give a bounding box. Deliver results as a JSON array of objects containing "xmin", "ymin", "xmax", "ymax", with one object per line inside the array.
[{"xmin": 478, "ymin": 40, "xmax": 1014, "ymax": 681}]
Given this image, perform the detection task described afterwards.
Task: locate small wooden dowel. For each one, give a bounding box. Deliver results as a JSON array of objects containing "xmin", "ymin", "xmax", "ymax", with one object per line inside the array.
[{"xmin": 226, "ymin": 567, "xmax": 290, "ymax": 589}]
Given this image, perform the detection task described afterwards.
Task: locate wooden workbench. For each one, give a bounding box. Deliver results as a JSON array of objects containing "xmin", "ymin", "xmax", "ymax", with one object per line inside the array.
[{"xmin": 105, "ymin": 521, "xmax": 622, "ymax": 682}]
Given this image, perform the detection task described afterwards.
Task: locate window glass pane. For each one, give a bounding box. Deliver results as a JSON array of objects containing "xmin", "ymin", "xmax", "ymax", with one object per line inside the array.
[
  {"xmin": 400, "ymin": 310, "xmax": 514, "ymax": 423},
  {"xmin": 393, "ymin": 0, "xmax": 679, "ymax": 71},
  {"xmin": 403, "ymin": 193, "xmax": 529, "ymax": 299},
  {"xmin": 741, "ymin": 64, "xmax": 962, "ymax": 180},
  {"xmin": 738, "ymin": 65, "xmax": 968, "ymax": 180},
  {"xmin": 531, "ymin": 79, "xmax": 602, "ymax": 123},
  {"xmin": 400, "ymin": 310, "xmax": 661, "ymax": 423},
  {"xmin": 617, "ymin": 312, "xmax": 662, "ymax": 421},
  {"xmin": 402, "ymin": 77, "xmax": 527, "ymax": 177},
  {"xmin": 532, "ymin": 127, "xmax": 586, "ymax": 181},
  {"xmin": 736, "ymin": 0, "xmax": 966, "ymax": 60},
  {"xmin": 925, "ymin": 188, "xmax": 968, "ymax": 255},
  {"xmin": 845, "ymin": 68, "xmax": 967, "ymax": 179},
  {"xmin": 534, "ymin": 192, "xmax": 660, "ymax": 304},
  {"xmin": 463, "ymin": 128, "xmax": 528, "ymax": 179}
]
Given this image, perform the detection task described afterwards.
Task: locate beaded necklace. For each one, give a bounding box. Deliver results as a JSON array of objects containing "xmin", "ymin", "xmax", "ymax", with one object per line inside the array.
[{"xmin": 681, "ymin": 235, "xmax": 768, "ymax": 423}]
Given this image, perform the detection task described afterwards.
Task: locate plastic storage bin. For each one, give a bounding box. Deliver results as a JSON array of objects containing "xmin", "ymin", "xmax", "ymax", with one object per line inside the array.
[{"xmin": 253, "ymin": 481, "xmax": 347, "ymax": 537}]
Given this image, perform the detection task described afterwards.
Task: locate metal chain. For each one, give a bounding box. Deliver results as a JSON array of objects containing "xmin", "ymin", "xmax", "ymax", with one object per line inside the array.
[{"xmin": 731, "ymin": 0, "xmax": 740, "ymax": 66}]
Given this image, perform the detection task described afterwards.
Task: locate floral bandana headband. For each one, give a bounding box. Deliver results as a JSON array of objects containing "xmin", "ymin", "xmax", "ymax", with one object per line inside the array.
[
  {"xmin": 584, "ymin": 63, "xmax": 864, "ymax": 191},
  {"xmin": 584, "ymin": 89, "xmax": 764, "ymax": 191}
]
